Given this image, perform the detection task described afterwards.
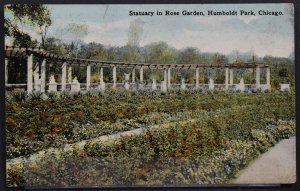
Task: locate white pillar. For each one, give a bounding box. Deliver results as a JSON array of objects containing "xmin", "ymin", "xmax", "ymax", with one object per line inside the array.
[
  {"xmin": 167, "ymin": 68, "xmax": 171, "ymax": 89},
  {"xmin": 266, "ymin": 67, "xmax": 270, "ymax": 88},
  {"xmin": 113, "ymin": 66, "xmax": 117, "ymax": 88},
  {"xmin": 132, "ymin": 68, "xmax": 135, "ymax": 83},
  {"xmin": 99, "ymin": 67, "xmax": 104, "ymax": 83},
  {"xmin": 33, "ymin": 63, "xmax": 40, "ymax": 91},
  {"xmin": 209, "ymin": 78, "xmax": 214, "ymax": 90},
  {"xmin": 5, "ymin": 58, "xmax": 8, "ymax": 84},
  {"xmin": 68, "ymin": 65, "xmax": 72, "ymax": 84},
  {"xmin": 86, "ymin": 64, "xmax": 91, "ymax": 90},
  {"xmin": 139, "ymin": 67, "xmax": 143, "ymax": 83},
  {"xmin": 256, "ymin": 66, "xmax": 260, "ymax": 86},
  {"xmin": 41, "ymin": 59, "xmax": 46, "ymax": 92},
  {"xmin": 181, "ymin": 78, "xmax": 186, "ymax": 90},
  {"xmin": 229, "ymin": 68, "xmax": 233, "ymax": 85},
  {"xmin": 99, "ymin": 67, "xmax": 105, "ymax": 91},
  {"xmin": 225, "ymin": 67, "xmax": 229, "ymax": 89},
  {"xmin": 164, "ymin": 69, "xmax": 167, "ymax": 84},
  {"xmin": 27, "ymin": 54, "xmax": 33, "ymax": 92},
  {"xmin": 195, "ymin": 68, "xmax": 199, "ymax": 89},
  {"xmin": 152, "ymin": 78, "xmax": 157, "ymax": 90},
  {"xmin": 61, "ymin": 62, "xmax": 67, "ymax": 91}
]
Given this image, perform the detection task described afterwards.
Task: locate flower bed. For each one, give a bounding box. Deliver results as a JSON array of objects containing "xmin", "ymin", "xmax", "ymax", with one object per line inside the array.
[
  {"xmin": 7, "ymin": 120, "xmax": 295, "ymax": 186},
  {"xmin": 6, "ymin": 90, "xmax": 294, "ymax": 159},
  {"xmin": 6, "ymin": 89, "xmax": 295, "ymax": 186}
]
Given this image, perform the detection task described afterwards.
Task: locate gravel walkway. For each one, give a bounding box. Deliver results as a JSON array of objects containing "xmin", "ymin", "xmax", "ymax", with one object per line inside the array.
[{"xmin": 235, "ymin": 136, "xmax": 296, "ymax": 184}]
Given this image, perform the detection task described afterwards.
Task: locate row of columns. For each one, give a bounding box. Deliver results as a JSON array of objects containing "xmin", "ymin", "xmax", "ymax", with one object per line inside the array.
[
  {"xmin": 223, "ymin": 66, "xmax": 270, "ymax": 88},
  {"xmin": 5, "ymin": 54, "xmax": 271, "ymax": 93}
]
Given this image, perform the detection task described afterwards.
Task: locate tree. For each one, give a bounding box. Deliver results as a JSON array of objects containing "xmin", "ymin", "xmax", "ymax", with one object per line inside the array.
[
  {"xmin": 161, "ymin": 48, "xmax": 176, "ymax": 64},
  {"xmin": 212, "ymin": 53, "xmax": 227, "ymax": 64},
  {"xmin": 64, "ymin": 23, "xmax": 88, "ymax": 58},
  {"xmin": 279, "ymin": 68, "xmax": 288, "ymax": 78},
  {"xmin": 44, "ymin": 37, "xmax": 68, "ymax": 56},
  {"xmin": 57, "ymin": 23, "xmax": 88, "ymax": 80},
  {"xmin": 4, "ymin": 5, "xmax": 52, "ymax": 47},
  {"xmin": 37, "ymin": 11, "xmax": 52, "ymax": 49},
  {"xmin": 9, "ymin": 29, "xmax": 39, "ymax": 47},
  {"xmin": 177, "ymin": 47, "xmax": 201, "ymax": 64},
  {"xmin": 127, "ymin": 18, "xmax": 144, "ymax": 47},
  {"xmin": 144, "ymin": 42, "xmax": 176, "ymax": 64},
  {"xmin": 263, "ymin": 55, "xmax": 273, "ymax": 65},
  {"xmin": 123, "ymin": 18, "xmax": 145, "ymax": 65},
  {"xmin": 123, "ymin": 50, "xmax": 138, "ymax": 62}
]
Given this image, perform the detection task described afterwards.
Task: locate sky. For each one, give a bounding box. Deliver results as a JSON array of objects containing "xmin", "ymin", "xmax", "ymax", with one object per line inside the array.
[{"xmin": 9, "ymin": 4, "xmax": 295, "ymax": 58}]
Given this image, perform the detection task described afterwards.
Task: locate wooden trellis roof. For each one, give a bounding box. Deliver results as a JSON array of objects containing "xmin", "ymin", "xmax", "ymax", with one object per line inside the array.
[{"xmin": 5, "ymin": 46, "xmax": 270, "ymax": 69}]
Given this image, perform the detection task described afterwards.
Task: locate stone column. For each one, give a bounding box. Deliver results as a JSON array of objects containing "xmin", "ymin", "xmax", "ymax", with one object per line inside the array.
[
  {"xmin": 225, "ymin": 67, "xmax": 229, "ymax": 89},
  {"xmin": 164, "ymin": 69, "xmax": 167, "ymax": 84},
  {"xmin": 181, "ymin": 78, "xmax": 186, "ymax": 90},
  {"xmin": 266, "ymin": 67, "xmax": 270, "ymax": 89},
  {"xmin": 27, "ymin": 54, "xmax": 33, "ymax": 92},
  {"xmin": 152, "ymin": 78, "xmax": 157, "ymax": 90},
  {"xmin": 68, "ymin": 65, "xmax": 72, "ymax": 84},
  {"xmin": 139, "ymin": 67, "xmax": 143, "ymax": 83},
  {"xmin": 5, "ymin": 58, "xmax": 8, "ymax": 84},
  {"xmin": 132, "ymin": 68, "xmax": 135, "ymax": 83},
  {"xmin": 113, "ymin": 66, "xmax": 117, "ymax": 88},
  {"xmin": 229, "ymin": 68, "xmax": 233, "ymax": 85},
  {"xmin": 209, "ymin": 78, "xmax": 214, "ymax": 90},
  {"xmin": 34, "ymin": 63, "xmax": 40, "ymax": 91},
  {"xmin": 167, "ymin": 67, "xmax": 171, "ymax": 89},
  {"xmin": 61, "ymin": 62, "xmax": 67, "ymax": 91},
  {"xmin": 86, "ymin": 63, "xmax": 91, "ymax": 90},
  {"xmin": 41, "ymin": 59, "xmax": 46, "ymax": 92},
  {"xmin": 99, "ymin": 67, "xmax": 104, "ymax": 83},
  {"xmin": 256, "ymin": 65, "xmax": 260, "ymax": 86},
  {"xmin": 195, "ymin": 68, "xmax": 199, "ymax": 89},
  {"xmin": 99, "ymin": 67, "xmax": 105, "ymax": 91}
]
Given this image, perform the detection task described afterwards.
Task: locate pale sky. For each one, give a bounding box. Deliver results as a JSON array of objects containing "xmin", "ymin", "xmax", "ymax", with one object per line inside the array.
[{"xmin": 10, "ymin": 4, "xmax": 295, "ymax": 57}]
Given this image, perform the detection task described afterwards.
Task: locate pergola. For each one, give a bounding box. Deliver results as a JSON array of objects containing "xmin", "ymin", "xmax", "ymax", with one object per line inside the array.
[{"xmin": 5, "ymin": 46, "xmax": 271, "ymax": 92}]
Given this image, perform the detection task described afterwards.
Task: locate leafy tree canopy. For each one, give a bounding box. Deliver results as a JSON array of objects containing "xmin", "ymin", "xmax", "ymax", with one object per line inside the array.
[{"xmin": 4, "ymin": 4, "xmax": 51, "ymax": 47}]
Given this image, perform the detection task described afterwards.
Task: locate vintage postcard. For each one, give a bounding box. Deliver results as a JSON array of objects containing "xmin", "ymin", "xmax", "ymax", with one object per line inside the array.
[{"xmin": 4, "ymin": 4, "xmax": 295, "ymax": 187}]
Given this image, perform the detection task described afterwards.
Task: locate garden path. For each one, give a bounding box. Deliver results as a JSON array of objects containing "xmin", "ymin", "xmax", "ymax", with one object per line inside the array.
[{"xmin": 234, "ymin": 136, "xmax": 296, "ymax": 184}]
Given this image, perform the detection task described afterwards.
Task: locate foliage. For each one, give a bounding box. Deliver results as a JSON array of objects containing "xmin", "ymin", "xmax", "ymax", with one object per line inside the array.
[
  {"xmin": 127, "ymin": 18, "xmax": 144, "ymax": 47},
  {"xmin": 144, "ymin": 42, "xmax": 177, "ymax": 64},
  {"xmin": 4, "ymin": 5, "xmax": 51, "ymax": 47},
  {"xmin": 7, "ymin": 119, "xmax": 295, "ymax": 186},
  {"xmin": 177, "ymin": 47, "xmax": 202, "ymax": 65},
  {"xmin": 5, "ymin": 89, "xmax": 295, "ymax": 186},
  {"xmin": 6, "ymin": 90, "xmax": 295, "ymax": 160}
]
